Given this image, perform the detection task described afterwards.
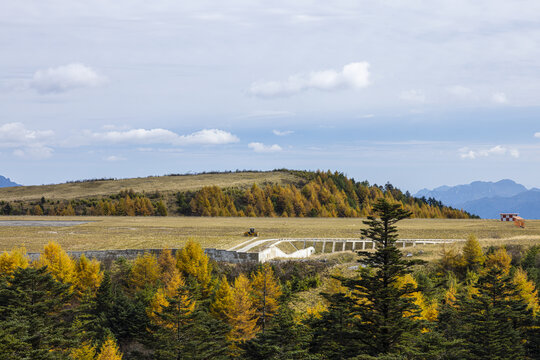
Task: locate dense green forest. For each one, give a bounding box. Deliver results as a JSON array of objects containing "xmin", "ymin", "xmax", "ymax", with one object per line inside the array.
[
  {"xmin": 0, "ymin": 199, "xmax": 537, "ymax": 359},
  {"xmin": 0, "ymin": 171, "xmax": 477, "ymax": 219}
]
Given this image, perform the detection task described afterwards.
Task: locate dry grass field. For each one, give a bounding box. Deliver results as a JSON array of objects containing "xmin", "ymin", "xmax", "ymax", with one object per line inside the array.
[
  {"xmin": 0, "ymin": 171, "xmax": 301, "ymax": 201},
  {"xmin": 0, "ymin": 216, "xmax": 538, "ymax": 253}
]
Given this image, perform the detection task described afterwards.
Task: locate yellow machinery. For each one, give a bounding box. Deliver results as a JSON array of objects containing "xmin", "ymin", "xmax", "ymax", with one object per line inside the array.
[{"xmin": 244, "ymin": 228, "xmax": 259, "ymax": 236}]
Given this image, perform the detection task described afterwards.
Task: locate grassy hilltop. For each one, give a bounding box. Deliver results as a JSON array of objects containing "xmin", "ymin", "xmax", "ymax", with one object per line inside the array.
[
  {"xmin": 0, "ymin": 170, "xmax": 476, "ymax": 219},
  {"xmin": 0, "ymin": 171, "xmax": 300, "ymax": 202}
]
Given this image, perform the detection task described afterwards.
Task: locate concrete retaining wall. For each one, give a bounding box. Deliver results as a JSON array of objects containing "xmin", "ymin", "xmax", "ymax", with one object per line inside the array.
[{"xmin": 27, "ymin": 247, "xmax": 259, "ymax": 266}]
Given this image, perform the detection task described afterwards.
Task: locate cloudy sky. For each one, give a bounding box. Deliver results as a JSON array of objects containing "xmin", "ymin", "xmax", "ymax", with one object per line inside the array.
[{"xmin": 2, "ymin": 0, "xmax": 540, "ymax": 192}]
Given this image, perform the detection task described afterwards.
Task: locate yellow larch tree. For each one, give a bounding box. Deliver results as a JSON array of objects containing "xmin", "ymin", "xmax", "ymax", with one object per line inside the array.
[
  {"xmin": 396, "ymin": 274, "xmax": 438, "ymax": 322},
  {"xmin": 147, "ymin": 275, "xmax": 194, "ymax": 326},
  {"xmin": 176, "ymin": 240, "xmax": 212, "ymax": 295},
  {"xmin": 210, "ymin": 276, "xmax": 234, "ymax": 321},
  {"xmin": 227, "ymin": 273, "xmax": 259, "ymax": 350},
  {"xmin": 0, "ymin": 246, "xmax": 29, "ymax": 276},
  {"xmin": 74, "ymin": 254, "xmax": 103, "ymax": 298},
  {"xmin": 70, "ymin": 342, "xmax": 97, "ymax": 360},
  {"xmin": 129, "ymin": 252, "xmax": 160, "ymax": 291},
  {"xmin": 250, "ymin": 264, "xmax": 282, "ymax": 331},
  {"xmin": 512, "ymin": 267, "xmax": 539, "ymax": 316},
  {"xmin": 35, "ymin": 241, "xmax": 76, "ymax": 285},
  {"xmin": 462, "ymin": 234, "xmax": 484, "ymax": 270},
  {"xmin": 96, "ymin": 336, "xmax": 123, "ymax": 360},
  {"xmin": 158, "ymin": 249, "xmax": 182, "ymax": 294},
  {"xmin": 485, "ymin": 247, "xmax": 512, "ymax": 275}
]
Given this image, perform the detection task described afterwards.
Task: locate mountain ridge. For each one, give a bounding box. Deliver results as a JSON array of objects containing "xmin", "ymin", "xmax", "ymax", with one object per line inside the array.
[
  {"xmin": 0, "ymin": 175, "xmax": 20, "ymax": 188},
  {"xmin": 415, "ymin": 179, "xmax": 540, "ymax": 219}
]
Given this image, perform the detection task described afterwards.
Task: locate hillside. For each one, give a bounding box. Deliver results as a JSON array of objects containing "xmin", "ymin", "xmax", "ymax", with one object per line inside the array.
[
  {"xmin": 0, "ymin": 175, "xmax": 20, "ymax": 188},
  {"xmin": 0, "ymin": 171, "xmax": 301, "ymax": 202},
  {"xmin": 0, "ymin": 170, "xmax": 476, "ymax": 219}
]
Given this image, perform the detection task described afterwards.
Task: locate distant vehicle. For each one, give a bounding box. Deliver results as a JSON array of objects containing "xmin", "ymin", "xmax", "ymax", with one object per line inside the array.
[{"xmin": 244, "ymin": 228, "xmax": 259, "ymax": 236}]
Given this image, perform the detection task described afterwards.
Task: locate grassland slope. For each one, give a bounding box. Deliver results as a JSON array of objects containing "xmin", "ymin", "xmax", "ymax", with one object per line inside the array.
[{"xmin": 0, "ymin": 171, "xmax": 302, "ymax": 202}]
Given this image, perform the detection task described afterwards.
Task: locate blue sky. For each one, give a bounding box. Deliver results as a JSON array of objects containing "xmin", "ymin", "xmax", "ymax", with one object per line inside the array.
[{"xmin": 2, "ymin": 1, "xmax": 540, "ymax": 192}]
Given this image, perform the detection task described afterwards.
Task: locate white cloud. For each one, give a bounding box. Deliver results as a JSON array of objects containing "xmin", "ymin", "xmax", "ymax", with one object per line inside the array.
[
  {"xmin": 447, "ymin": 85, "xmax": 472, "ymax": 97},
  {"xmin": 91, "ymin": 128, "xmax": 239, "ymax": 146},
  {"xmin": 0, "ymin": 122, "xmax": 55, "ymax": 159},
  {"xmin": 459, "ymin": 145, "xmax": 519, "ymax": 159},
  {"xmin": 104, "ymin": 155, "xmax": 126, "ymax": 162},
  {"xmin": 273, "ymin": 130, "xmax": 294, "ymax": 136},
  {"xmin": 492, "ymin": 92, "xmax": 508, "ymax": 104},
  {"xmin": 180, "ymin": 129, "xmax": 239, "ymax": 145},
  {"xmin": 29, "ymin": 63, "xmax": 107, "ymax": 94},
  {"xmin": 249, "ymin": 62, "xmax": 370, "ymax": 97},
  {"xmin": 13, "ymin": 146, "xmax": 54, "ymax": 159},
  {"xmin": 248, "ymin": 142, "xmax": 283, "ymax": 153},
  {"xmin": 535, "ymin": 132, "xmax": 540, "ymax": 138},
  {"xmin": 0, "ymin": 122, "xmax": 54, "ymax": 147},
  {"xmin": 399, "ymin": 89, "xmax": 426, "ymax": 103}
]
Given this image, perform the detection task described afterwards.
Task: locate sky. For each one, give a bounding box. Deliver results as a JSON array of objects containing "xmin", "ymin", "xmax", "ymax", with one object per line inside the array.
[{"xmin": 2, "ymin": 0, "xmax": 540, "ymax": 193}]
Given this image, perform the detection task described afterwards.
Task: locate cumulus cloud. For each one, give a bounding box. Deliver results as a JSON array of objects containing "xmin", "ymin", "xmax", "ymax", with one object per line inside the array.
[
  {"xmin": 104, "ymin": 155, "xmax": 126, "ymax": 162},
  {"xmin": 273, "ymin": 130, "xmax": 294, "ymax": 136},
  {"xmin": 535, "ymin": 132, "xmax": 540, "ymax": 138},
  {"xmin": 249, "ymin": 62, "xmax": 370, "ymax": 97},
  {"xmin": 29, "ymin": 63, "xmax": 107, "ymax": 94},
  {"xmin": 492, "ymin": 92, "xmax": 508, "ymax": 104},
  {"xmin": 248, "ymin": 142, "xmax": 283, "ymax": 153},
  {"xmin": 447, "ymin": 85, "xmax": 472, "ymax": 97},
  {"xmin": 0, "ymin": 122, "xmax": 54, "ymax": 147},
  {"xmin": 459, "ymin": 145, "xmax": 519, "ymax": 159},
  {"xmin": 399, "ymin": 89, "xmax": 426, "ymax": 103},
  {"xmin": 0, "ymin": 123, "xmax": 55, "ymax": 159},
  {"xmin": 91, "ymin": 128, "xmax": 239, "ymax": 146}
]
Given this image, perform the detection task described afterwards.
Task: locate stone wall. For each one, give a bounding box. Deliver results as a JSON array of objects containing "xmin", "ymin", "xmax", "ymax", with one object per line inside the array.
[{"xmin": 27, "ymin": 247, "xmax": 258, "ymax": 266}]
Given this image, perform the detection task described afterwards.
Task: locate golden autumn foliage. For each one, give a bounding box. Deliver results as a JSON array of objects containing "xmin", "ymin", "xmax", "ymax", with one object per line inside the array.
[
  {"xmin": 462, "ymin": 234, "xmax": 484, "ymax": 270},
  {"xmin": 439, "ymin": 245, "xmax": 466, "ymax": 274},
  {"xmin": 129, "ymin": 252, "xmax": 160, "ymax": 291},
  {"xmin": 485, "ymin": 248, "xmax": 512, "ymax": 275},
  {"xmin": 74, "ymin": 255, "xmax": 103, "ymax": 297},
  {"xmin": 96, "ymin": 336, "xmax": 123, "ymax": 360},
  {"xmin": 183, "ymin": 171, "xmax": 474, "ymax": 219},
  {"xmin": 0, "ymin": 246, "xmax": 29, "ymax": 276},
  {"xmin": 304, "ymin": 302, "xmax": 327, "ymax": 319},
  {"xmin": 147, "ymin": 275, "xmax": 195, "ymax": 326},
  {"xmin": 250, "ymin": 264, "xmax": 282, "ymax": 323},
  {"xmin": 70, "ymin": 342, "xmax": 97, "ymax": 360},
  {"xmin": 396, "ymin": 274, "xmax": 438, "ymax": 321},
  {"xmin": 513, "ymin": 267, "xmax": 540, "ymax": 316},
  {"xmin": 176, "ymin": 240, "xmax": 212, "ymax": 295},
  {"xmin": 35, "ymin": 241, "xmax": 76, "ymax": 284},
  {"xmin": 227, "ymin": 274, "xmax": 259, "ymax": 345},
  {"xmin": 210, "ymin": 276, "xmax": 234, "ymax": 321},
  {"xmin": 147, "ymin": 288, "xmax": 169, "ymax": 325}
]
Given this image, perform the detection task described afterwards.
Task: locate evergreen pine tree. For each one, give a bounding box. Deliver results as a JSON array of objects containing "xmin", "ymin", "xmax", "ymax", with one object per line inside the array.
[
  {"xmin": 242, "ymin": 305, "xmax": 313, "ymax": 360},
  {"xmin": 347, "ymin": 198, "xmax": 423, "ymax": 356},
  {"xmin": 0, "ymin": 266, "xmax": 74, "ymax": 359},
  {"xmin": 452, "ymin": 266, "xmax": 531, "ymax": 359}
]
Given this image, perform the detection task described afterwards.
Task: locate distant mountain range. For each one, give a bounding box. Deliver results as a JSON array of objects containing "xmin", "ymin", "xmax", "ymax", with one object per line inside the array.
[
  {"xmin": 415, "ymin": 179, "xmax": 540, "ymax": 219},
  {"xmin": 0, "ymin": 175, "xmax": 20, "ymax": 188}
]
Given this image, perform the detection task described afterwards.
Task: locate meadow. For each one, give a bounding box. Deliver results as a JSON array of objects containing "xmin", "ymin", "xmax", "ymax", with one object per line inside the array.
[
  {"xmin": 0, "ymin": 215, "xmax": 538, "ymax": 254},
  {"xmin": 0, "ymin": 171, "xmax": 301, "ymax": 202}
]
